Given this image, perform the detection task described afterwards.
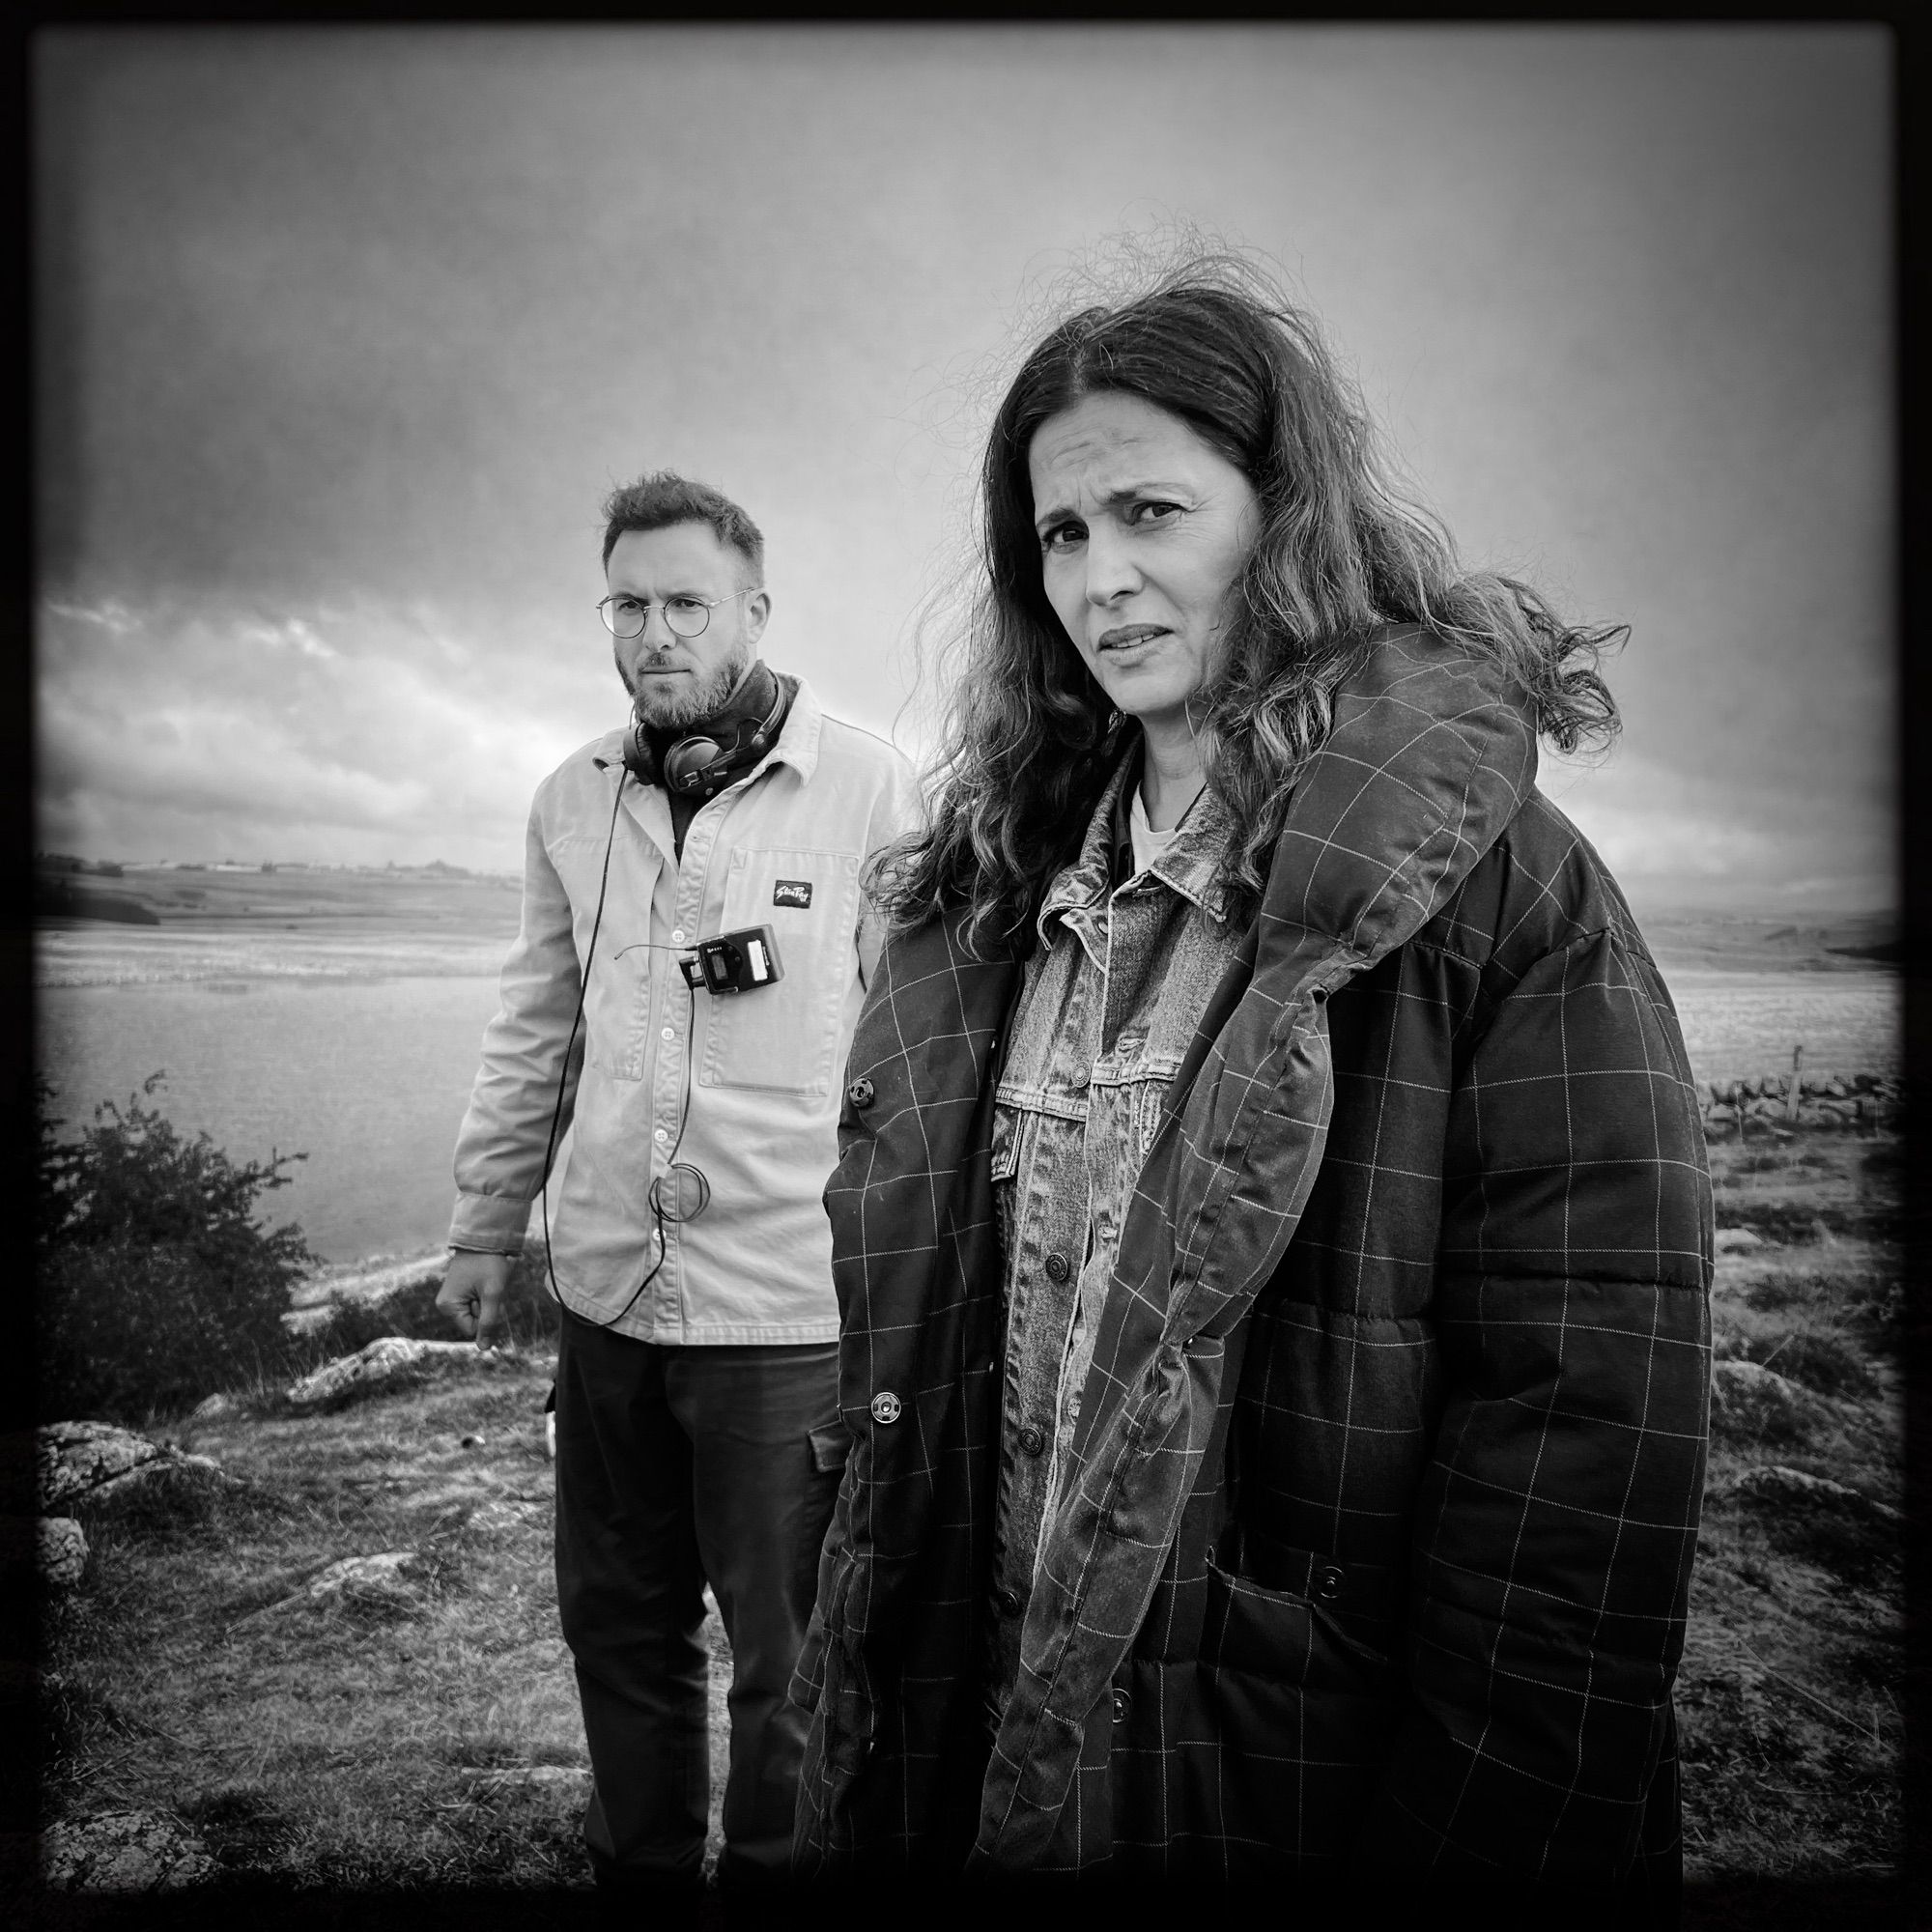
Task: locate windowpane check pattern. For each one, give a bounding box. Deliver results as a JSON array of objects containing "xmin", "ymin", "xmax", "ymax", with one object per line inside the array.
[{"xmin": 794, "ymin": 630, "xmax": 1712, "ymax": 1901}]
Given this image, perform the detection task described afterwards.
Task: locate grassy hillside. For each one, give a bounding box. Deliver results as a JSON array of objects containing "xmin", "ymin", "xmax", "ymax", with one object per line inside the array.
[
  {"xmin": 41, "ymin": 1352, "xmax": 728, "ymax": 1897},
  {"xmin": 36, "ymin": 1125, "xmax": 1904, "ymax": 1912}
]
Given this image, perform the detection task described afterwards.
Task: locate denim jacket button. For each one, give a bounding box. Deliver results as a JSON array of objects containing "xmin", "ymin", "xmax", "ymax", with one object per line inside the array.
[
  {"xmin": 869, "ymin": 1390, "xmax": 901, "ymax": 1425},
  {"xmin": 1044, "ymin": 1251, "xmax": 1070, "ymax": 1283},
  {"xmin": 1017, "ymin": 1425, "xmax": 1045, "ymax": 1458}
]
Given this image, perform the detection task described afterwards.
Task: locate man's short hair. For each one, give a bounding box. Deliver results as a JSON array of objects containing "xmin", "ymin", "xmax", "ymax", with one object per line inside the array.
[{"xmin": 601, "ymin": 471, "xmax": 766, "ymax": 584}]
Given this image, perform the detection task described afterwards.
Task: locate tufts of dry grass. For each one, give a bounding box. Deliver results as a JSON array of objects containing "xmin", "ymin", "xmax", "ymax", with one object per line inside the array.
[
  {"xmin": 1679, "ymin": 1125, "xmax": 1904, "ymax": 1889},
  {"xmin": 40, "ymin": 1352, "xmax": 737, "ymax": 1893},
  {"xmin": 38, "ymin": 1129, "xmax": 1904, "ymax": 1900}
]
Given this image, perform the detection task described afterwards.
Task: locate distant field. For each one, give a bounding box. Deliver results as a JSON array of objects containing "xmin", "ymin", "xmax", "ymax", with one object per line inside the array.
[
  {"xmin": 36, "ymin": 883, "xmax": 1900, "ymax": 986},
  {"xmin": 37, "ymin": 866, "xmax": 522, "ymax": 987}
]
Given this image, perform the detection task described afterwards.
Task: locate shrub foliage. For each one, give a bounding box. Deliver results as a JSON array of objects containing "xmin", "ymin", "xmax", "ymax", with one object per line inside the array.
[{"xmin": 38, "ymin": 1074, "xmax": 318, "ymax": 1421}]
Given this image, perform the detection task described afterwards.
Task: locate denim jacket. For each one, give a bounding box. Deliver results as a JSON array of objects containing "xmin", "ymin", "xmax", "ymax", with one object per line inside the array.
[{"xmin": 987, "ymin": 753, "xmax": 1245, "ymax": 1714}]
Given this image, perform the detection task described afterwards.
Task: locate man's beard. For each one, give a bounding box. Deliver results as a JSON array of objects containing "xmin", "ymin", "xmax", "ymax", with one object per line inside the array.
[{"xmin": 626, "ymin": 647, "xmax": 752, "ymax": 731}]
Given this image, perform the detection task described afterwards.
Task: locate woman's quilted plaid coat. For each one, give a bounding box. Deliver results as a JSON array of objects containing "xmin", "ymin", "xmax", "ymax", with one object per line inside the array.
[{"xmin": 791, "ymin": 629, "xmax": 1714, "ymax": 1891}]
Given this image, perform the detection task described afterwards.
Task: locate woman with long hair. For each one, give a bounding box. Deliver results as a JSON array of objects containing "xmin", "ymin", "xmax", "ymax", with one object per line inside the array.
[{"xmin": 793, "ymin": 258, "xmax": 1711, "ymax": 1918}]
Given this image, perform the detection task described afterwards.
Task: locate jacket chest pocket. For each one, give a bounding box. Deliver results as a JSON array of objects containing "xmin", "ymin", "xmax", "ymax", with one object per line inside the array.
[{"xmin": 699, "ymin": 846, "xmax": 860, "ymax": 1096}]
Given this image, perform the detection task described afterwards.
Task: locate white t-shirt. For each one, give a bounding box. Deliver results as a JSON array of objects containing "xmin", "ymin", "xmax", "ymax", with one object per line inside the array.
[{"xmin": 1128, "ymin": 783, "xmax": 1184, "ymax": 877}]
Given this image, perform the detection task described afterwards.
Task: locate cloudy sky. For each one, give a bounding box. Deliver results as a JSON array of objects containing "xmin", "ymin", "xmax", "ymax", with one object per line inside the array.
[{"xmin": 36, "ymin": 25, "xmax": 1893, "ymax": 912}]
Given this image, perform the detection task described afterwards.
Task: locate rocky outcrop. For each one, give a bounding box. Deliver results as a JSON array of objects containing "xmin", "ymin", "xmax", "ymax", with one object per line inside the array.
[
  {"xmin": 284, "ymin": 1251, "xmax": 447, "ymax": 1335},
  {"xmin": 1713, "ymin": 1227, "xmax": 1765, "ymax": 1255},
  {"xmin": 0, "ymin": 1515, "xmax": 89, "ymax": 1588},
  {"xmin": 464, "ymin": 1497, "xmax": 544, "ymax": 1537},
  {"xmin": 238, "ymin": 1549, "xmax": 429, "ymax": 1622},
  {"xmin": 1709, "ymin": 1360, "xmax": 1832, "ymax": 1444},
  {"xmin": 284, "ymin": 1335, "xmax": 502, "ymax": 1413},
  {"xmin": 458, "ymin": 1765, "xmax": 591, "ymax": 1794},
  {"xmin": 1723, "ymin": 1463, "xmax": 1903, "ymax": 1527},
  {"xmin": 37, "ymin": 1421, "xmax": 228, "ymax": 1513},
  {"xmin": 40, "ymin": 1807, "xmax": 215, "ymax": 1891}
]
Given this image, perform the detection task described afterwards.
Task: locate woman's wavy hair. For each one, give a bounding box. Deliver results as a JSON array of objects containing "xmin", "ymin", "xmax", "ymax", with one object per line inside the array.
[{"xmin": 875, "ymin": 254, "xmax": 1624, "ymax": 955}]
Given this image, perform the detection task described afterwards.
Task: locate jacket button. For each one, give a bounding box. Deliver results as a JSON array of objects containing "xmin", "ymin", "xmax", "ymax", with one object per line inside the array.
[
  {"xmin": 1315, "ymin": 1563, "xmax": 1346, "ymax": 1601},
  {"xmin": 1017, "ymin": 1426, "xmax": 1045, "ymax": 1458},
  {"xmin": 1111, "ymin": 1689, "xmax": 1130, "ymax": 1724},
  {"xmin": 869, "ymin": 1390, "xmax": 901, "ymax": 1424},
  {"xmin": 1043, "ymin": 1252, "xmax": 1070, "ymax": 1283},
  {"xmin": 847, "ymin": 1077, "xmax": 875, "ymax": 1110},
  {"xmin": 997, "ymin": 1587, "xmax": 1022, "ymax": 1617}
]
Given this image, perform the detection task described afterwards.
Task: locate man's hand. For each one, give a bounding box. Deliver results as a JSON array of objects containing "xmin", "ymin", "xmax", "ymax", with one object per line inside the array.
[{"xmin": 438, "ymin": 1250, "xmax": 516, "ymax": 1350}]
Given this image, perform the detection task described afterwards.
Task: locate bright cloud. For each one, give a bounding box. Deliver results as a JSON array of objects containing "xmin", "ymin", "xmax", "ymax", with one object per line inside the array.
[{"xmin": 36, "ymin": 594, "xmax": 616, "ymax": 870}]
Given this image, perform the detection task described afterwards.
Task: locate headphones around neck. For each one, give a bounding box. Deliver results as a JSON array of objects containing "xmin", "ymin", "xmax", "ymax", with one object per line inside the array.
[{"xmin": 622, "ymin": 660, "xmax": 791, "ymax": 801}]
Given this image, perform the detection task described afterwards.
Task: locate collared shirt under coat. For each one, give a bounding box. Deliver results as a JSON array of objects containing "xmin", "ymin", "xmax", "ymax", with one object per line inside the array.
[{"xmin": 449, "ymin": 674, "xmax": 921, "ymax": 1344}]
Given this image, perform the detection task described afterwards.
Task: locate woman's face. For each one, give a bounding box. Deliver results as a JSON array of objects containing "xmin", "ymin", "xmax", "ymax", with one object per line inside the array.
[{"xmin": 1028, "ymin": 390, "xmax": 1261, "ymax": 749}]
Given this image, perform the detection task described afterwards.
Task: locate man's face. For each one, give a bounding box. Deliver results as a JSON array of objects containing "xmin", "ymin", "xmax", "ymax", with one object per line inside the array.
[{"xmin": 606, "ymin": 523, "xmax": 770, "ymax": 730}]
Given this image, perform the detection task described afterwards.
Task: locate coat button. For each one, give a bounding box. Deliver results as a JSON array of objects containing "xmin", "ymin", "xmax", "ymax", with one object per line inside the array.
[
  {"xmin": 1315, "ymin": 1563, "xmax": 1346, "ymax": 1601},
  {"xmin": 1111, "ymin": 1689, "xmax": 1130, "ymax": 1724},
  {"xmin": 869, "ymin": 1390, "xmax": 901, "ymax": 1424},
  {"xmin": 997, "ymin": 1587, "xmax": 1022, "ymax": 1617},
  {"xmin": 1043, "ymin": 1252, "xmax": 1070, "ymax": 1283},
  {"xmin": 847, "ymin": 1077, "xmax": 875, "ymax": 1110},
  {"xmin": 1017, "ymin": 1426, "xmax": 1045, "ymax": 1458}
]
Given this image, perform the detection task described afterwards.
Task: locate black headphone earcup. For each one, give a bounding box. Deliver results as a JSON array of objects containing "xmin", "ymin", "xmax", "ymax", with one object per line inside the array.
[
  {"xmin": 662, "ymin": 736, "xmax": 728, "ymax": 795},
  {"xmin": 623, "ymin": 719, "xmax": 657, "ymax": 785}
]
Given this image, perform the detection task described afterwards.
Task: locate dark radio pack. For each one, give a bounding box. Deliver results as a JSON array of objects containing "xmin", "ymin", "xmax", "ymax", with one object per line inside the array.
[{"xmin": 678, "ymin": 925, "xmax": 784, "ymax": 995}]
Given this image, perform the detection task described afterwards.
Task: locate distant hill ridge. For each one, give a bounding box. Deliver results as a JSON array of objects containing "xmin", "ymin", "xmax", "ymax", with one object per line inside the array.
[{"xmin": 1641, "ymin": 909, "xmax": 1900, "ymax": 976}]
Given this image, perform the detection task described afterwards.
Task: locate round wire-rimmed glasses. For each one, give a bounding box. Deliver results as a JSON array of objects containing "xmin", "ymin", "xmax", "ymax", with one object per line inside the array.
[{"xmin": 596, "ymin": 588, "xmax": 762, "ymax": 640}]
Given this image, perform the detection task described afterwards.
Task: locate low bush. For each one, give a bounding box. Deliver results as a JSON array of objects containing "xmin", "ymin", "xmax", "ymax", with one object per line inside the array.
[{"xmin": 38, "ymin": 1075, "xmax": 317, "ymax": 1423}]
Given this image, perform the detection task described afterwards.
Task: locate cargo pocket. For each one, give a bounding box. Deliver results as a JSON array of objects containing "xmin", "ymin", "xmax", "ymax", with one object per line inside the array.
[{"xmin": 1190, "ymin": 1557, "xmax": 1400, "ymax": 1865}]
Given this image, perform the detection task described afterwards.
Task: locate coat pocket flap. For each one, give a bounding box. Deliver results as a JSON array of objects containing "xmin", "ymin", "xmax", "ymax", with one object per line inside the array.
[{"xmin": 809, "ymin": 1421, "xmax": 852, "ymax": 1474}]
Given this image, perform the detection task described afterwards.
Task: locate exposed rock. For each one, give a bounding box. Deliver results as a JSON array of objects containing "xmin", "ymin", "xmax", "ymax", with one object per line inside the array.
[
  {"xmin": 284, "ymin": 1334, "xmax": 501, "ymax": 1413},
  {"xmin": 466, "ymin": 1498, "xmax": 543, "ymax": 1537},
  {"xmin": 1714, "ymin": 1227, "xmax": 1765, "ymax": 1255},
  {"xmin": 1724, "ymin": 1463, "xmax": 1903, "ymax": 1527},
  {"xmin": 1709, "ymin": 1360, "xmax": 1831, "ymax": 1444},
  {"xmin": 40, "ymin": 1807, "xmax": 216, "ymax": 1891},
  {"xmin": 242, "ymin": 1549, "xmax": 429, "ymax": 1620},
  {"xmin": 37, "ymin": 1421, "xmax": 227, "ymax": 1513},
  {"xmin": 0, "ymin": 1516, "xmax": 89, "ymax": 1588},
  {"xmin": 284, "ymin": 1251, "xmax": 447, "ymax": 1335},
  {"xmin": 189, "ymin": 1392, "xmax": 242, "ymax": 1423},
  {"xmin": 458, "ymin": 1765, "xmax": 591, "ymax": 1793}
]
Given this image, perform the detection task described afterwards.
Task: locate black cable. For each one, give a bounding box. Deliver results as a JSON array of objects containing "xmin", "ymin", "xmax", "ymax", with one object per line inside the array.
[
  {"xmin": 581, "ymin": 975, "xmax": 704, "ymax": 1332},
  {"xmin": 534, "ymin": 768, "xmax": 710, "ymax": 1334}
]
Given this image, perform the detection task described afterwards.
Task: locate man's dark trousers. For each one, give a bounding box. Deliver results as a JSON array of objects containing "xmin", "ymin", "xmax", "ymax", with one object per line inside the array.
[{"xmin": 554, "ymin": 1306, "xmax": 842, "ymax": 1891}]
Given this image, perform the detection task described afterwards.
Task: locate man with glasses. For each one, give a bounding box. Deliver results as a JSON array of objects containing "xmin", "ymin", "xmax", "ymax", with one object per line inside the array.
[{"xmin": 438, "ymin": 471, "xmax": 918, "ymax": 1906}]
